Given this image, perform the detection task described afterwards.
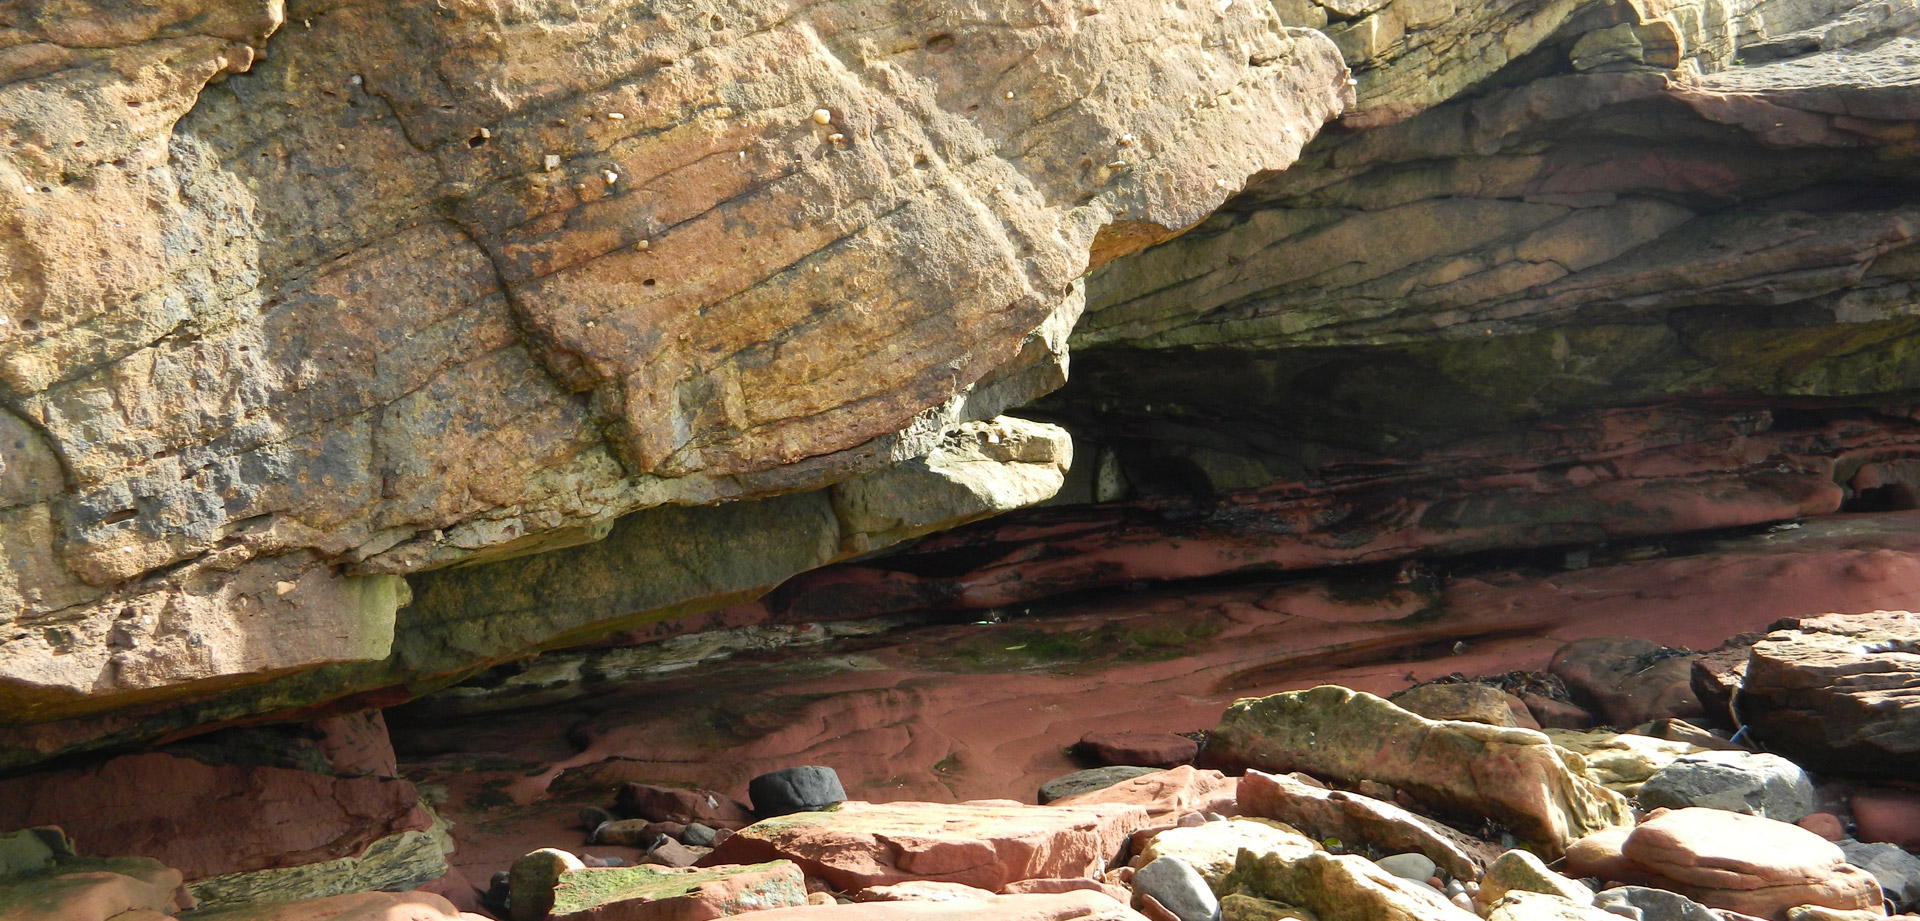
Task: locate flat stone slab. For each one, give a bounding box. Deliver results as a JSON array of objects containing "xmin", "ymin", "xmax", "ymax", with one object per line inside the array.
[{"xmin": 699, "ymin": 800, "xmax": 1148, "ymax": 892}]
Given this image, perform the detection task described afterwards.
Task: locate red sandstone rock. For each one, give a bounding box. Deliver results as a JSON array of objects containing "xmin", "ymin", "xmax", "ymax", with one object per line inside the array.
[
  {"xmin": 1691, "ymin": 633, "xmax": 1765, "ymax": 730},
  {"xmin": 617, "ymin": 784, "xmax": 755, "ymax": 831},
  {"xmin": 1076, "ymin": 732, "xmax": 1198, "ymax": 769},
  {"xmin": 312, "ymin": 712, "xmax": 400, "ymax": 778},
  {"xmin": 701, "ymin": 889, "xmax": 1149, "ymax": 919},
  {"xmin": 1564, "ymin": 825, "xmax": 1645, "ymax": 884},
  {"xmin": 1001, "ymin": 877, "xmax": 1134, "ymax": 904},
  {"xmin": 1798, "ymin": 813, "xmax": 1845, "ymax": 842},
  {"xmin": 1047, "ymin": 766, "xmax": 1236, "ymax": 822},
  {"xmin": 1740, "ymin": 612, "xmax": 1920, "ymax": 780},
  {"xmin": 0, "ymin": 860, "xmax": 190, "ymax": 921},
  {"xmin": 0, "ymin": 752, "xmax": 429, "ymax": 880},
  {"xmin": 1549, "ymin": 638, "xmax": 1705, "ymax": 728},
  {"xmin": 180, "ymin": 891, "xmax": 466, "ymax": 920},
  {"xmin": 546, "ymin": 861, "xmax": 809, "ymax": 921},
  {"xmin": 1523, "ymin": 694, "xmax": 1594, "ymax": 730},
  {"xmin": 1852, "ymin": 787, "xmax": 1920, "ymax": 848},
  {"xmin": 1616, "ymin": 809, "xmax": 1885, "ymax": 921},
  {"xmin": 697, "ymin": 799, "xmax": 1148, "ymax": 892},
  {"xmin": 855, "ymin": 881, "xmax": 999, "ymax": 902},
  {"xmin": 1234, "ymin": 769, "xmax": 1493, "ymax": 880}
]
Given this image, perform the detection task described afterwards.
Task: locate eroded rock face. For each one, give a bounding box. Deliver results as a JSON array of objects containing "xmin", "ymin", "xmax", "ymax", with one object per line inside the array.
[
  {"xmin": 0, "ymin": 0, "xmax": 1351, "ymax": 763},
  {"xmin": 1739, "ymin": 611, "xmax": 1920, "ymax": 779}
]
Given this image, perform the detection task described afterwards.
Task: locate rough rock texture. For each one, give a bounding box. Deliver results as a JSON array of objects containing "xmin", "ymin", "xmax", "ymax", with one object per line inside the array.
[
  {"xmin": 546, "ymin": 860, "xmax": 809, "ymax": 921},
  {"xmin": 172, "ymin": 891, "xmax": 468, "ymax": 921},
  {"xmin": 0, "ymin": 855, "xmax": 192, "ymax": 921},
  {"xmin": 697, "ymin": 799, "xmax": 1148, "ymax": 892},
  {"xmin": 1566, "ymin": 808, "xmax": 1888, "ymax": 921},
  {"xmin": 1636, "ymin": 751, "xmax": 1817, "ymax": 822},
  {"xmin": 1739, "ymin": 611, "xmax": 1920, "ymax": 779},
  {"xmin": 0, "ymin": 752, "xmax": 445, "ymax": 909},
  {"xmin": 1204, "ymin": 686, "xmax": 1633, "ymax": 856},
  {"xmin": 1549, "ymin": 639, "xmax": 1704, "ymax": 728},
  {"xmin": 691, "ymin": 889, "xmax": 1152, "ymax": 920},
  {"xmin": 1233, "ymin": 769, "xmax": 1493, "ymax": 881},
  {"xmin": 1219, "ymin": 848, "xmax": 1480, "ymax": 921},
  {"xmin": 0, "ymin": 0, "xmax": 1352, "ymax": 766}
]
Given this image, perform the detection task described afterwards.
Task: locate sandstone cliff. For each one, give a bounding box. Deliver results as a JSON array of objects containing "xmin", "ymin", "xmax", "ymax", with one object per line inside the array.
[{"xmin": 5, "ymin": 0, "xmax": 1920, "ymax": 768}]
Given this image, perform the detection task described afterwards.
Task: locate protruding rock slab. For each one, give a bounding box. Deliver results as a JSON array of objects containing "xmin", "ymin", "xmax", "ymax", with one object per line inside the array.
[
  {"xmin": 1740, "ymin": 611, "xmax": 1920, "ymax": 780},
  {"xmin": 546, "ymin": 861, "xmax": 808, "ymax": 921},
  {"xmin": 1234, "ymin": 769, "xmax": 1492, "ymax": 880},
  {"xmin": 698, "ymin": 800, "xmax": 1147, "ymax": 892},
  {"xmin": 164, "ymin": 890, "xmax": 465, "ymax": 921},
  {"xmin": 0, "ymin": 752, "xmax": 442, "ymax": 906},
  {"xmin": 1205, "ymin": 686, "xmax": 1632, "ymax": 856},
  {"xmin": 704, "ymin": 889, "xmax": 1150, "ymax": 919},
  {"xmin": 0, "ymin": 856, "xmax": 190, "ymax": 921},
  {"xmin": 1048, "ymin": 766, "xmax": 1238, "ymax": 822},
  {"xmin": 1220, "ymin": 849, "xmax": 1479, "ymax": 921}
]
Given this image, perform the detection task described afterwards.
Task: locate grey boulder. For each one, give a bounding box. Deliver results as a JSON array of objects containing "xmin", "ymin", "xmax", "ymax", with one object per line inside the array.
[{"xmin": 1635, "ymin": 750, "xmax": 1815, "ymax": 822}]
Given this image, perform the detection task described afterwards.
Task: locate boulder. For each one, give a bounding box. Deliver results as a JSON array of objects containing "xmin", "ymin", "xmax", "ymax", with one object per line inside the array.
[
  {"xmin": 1041, "ymin": 767, "xmax": 1165, "ymax": 805},
  {"xmin": 510, "ymin": 848, "xmax": 588, "ymax": 921},
  {"xmin": 1205, "ymin": 686, "xmax": 1632, "ymax": 856},
  {"xmin": 1488, "ymin": 891, "xmax": 1624, "ymax": 921},
  {"xmin": 1219, "ymin": 893, "xmax": 1315, "ymax": 921},
  {"xmin": 1636, "ymin": 752, "xmax": 1816, "ymax": 823},
  {"xmin": 1740, "ymin": 612, "xmax": 1920, "ymax": 780},
  {"xmin": 0, "ymin": 856, "xmax": 191, "ymax": 921},
  {"xmin": 1388, "ymin": 683, "xmax": 1522, "ymax": 727},
  {"xmin": 698, "ymin": 799, "xmax": 1148, "ymax": 891},
  {"xmin": 687, "ymin": 889, "xmax": 1152, "ymax": 919},
  {"xmin": 1372, "ymin": 854, "xmax": 1436, "ymax": 883},
  {"xmin": 617, "ymin": 784, "xmax": 756, "ymax": 831},
  {"xmin": 1139, "ymin": 820, "xmax": 1319, "ymax": 887},
  {"xmin": 1481, "ymin": 850, "xmax": 1595, "ymax": 906},
  {"xmin": 1590, "ymin": 886, "xmax": 1719, "ymax": 921},
  {"xmin": 748, "ymin": 767, "xmax": 848, "ymax": 818},
  {"xmin": 1134, "ymin": 857, "xmax": 1220, "ymax": 921},
  {"xmin": 0, "ymin": 752, "xmax": 446, "ymax": 909},
  {"xmin": 160, "ymin": 891, "xmax": 465, "ymax": 921},
  {"xmin": 1852, "ymin": 788, "xmax": 1920, "ymax": 848},
  {"xmin": 544, "ymin": 860, "xmax": 809, "ymax": 921},
  {"xmin": 1050, "ymin": 767, "xmax": 1238, "ymax": 821},
  {"xmin": 1233, "ymin": 770, "xmax": 1491, "ymax": 880},
  {"xmin": 1548, "ymin": 639, "xmax": 1705, "ymax": 729},
  {"xmin": 1597, "ymin": 808, "xmax": 1887, "ymax": 920},
  {"xmin": 1839, "ymin": 840, "xmax": 1920, "ymax": 912},
  {"xmin": 1218, "ymin": 849, "xmax": 1479, "ymax": 921},
  {"xmin": 1078, "ymin": 733, "xmax": 1200, "ymax": 769},
  {"xmin": 1542, "ymin": 730, "xmax": 1708, "ymax": 796}
]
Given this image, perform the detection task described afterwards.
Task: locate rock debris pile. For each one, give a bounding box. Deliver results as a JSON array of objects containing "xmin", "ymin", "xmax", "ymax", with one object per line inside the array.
[{"xmin": 3, "ymin": 613, "xmax": 1916, "ymax": 921}]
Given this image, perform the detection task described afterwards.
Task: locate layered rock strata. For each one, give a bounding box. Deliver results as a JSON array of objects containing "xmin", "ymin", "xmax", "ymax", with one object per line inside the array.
[{"xmin": 0, "ymin": 0, "xmax": 1351, "ymax": 764}]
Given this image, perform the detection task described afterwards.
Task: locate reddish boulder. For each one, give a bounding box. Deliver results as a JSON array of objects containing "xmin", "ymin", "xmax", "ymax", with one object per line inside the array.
[
  {"xmin": 1234, "ymin": 769, "xmax": 1493, "ymax": 880},
  {"xmin": 1853, "ymin": 787, "xmax": 1920, "ymax": 848},
  {"xmin": 1570, "ymin": 808, "xmax": 1887, "ymax": 921},
  {"xmin": 1798, "ymin": 813, "xmax": 1846, "ymax": 842},
  {"xmin": 709, "ymin": 889, "xmax": 1148, "ymax": 919},
  {"xmin": 1740, "ymin": 612, "xmax": 1920, "ymax": 780},
  {"xmin": 0, "ymin": 857, "xmax": 191, "ymax": 921},
  {"xmin": 1387, "ymin": 683, "xmax": 1522, "ymax": 727},
  {"xmin": 1523, "ymin": 694, "xmax": 1594, "ymax": 730},
  {"xmin": 177, "ymin": 891, "xmax": 466, "ymax": 920},
  {"xmin": 616, "ymin": 784, "xmax": 756, "ymax": 831},
  {"xmin": 1549, "ymin": 638, "xmax": 1705, "ymax": 728},
  {"xmin": 1076, "ymin": 732, "xmax": 1198, "ymax": 769},
  {"xmin": 1047, "ymin": 766, "xmax": 1236, "ymax": 822},
  {"xmin": 698, "ymin": 799, "xmax": 1148, "ymax": 892},
  {"xmin": 0, "ymin": 752, "xmax": 430, "ymax": 880}
]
